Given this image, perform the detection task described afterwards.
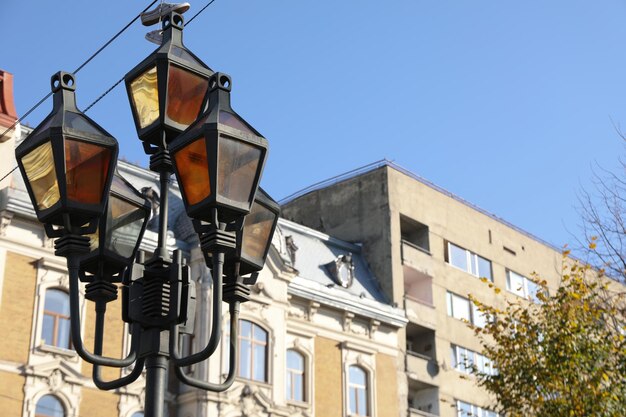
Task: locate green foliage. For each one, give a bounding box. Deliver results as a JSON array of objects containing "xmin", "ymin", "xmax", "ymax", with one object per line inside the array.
[{"xmin": 469, "ymin": 253, "xmax": 626, "ymax": 417}]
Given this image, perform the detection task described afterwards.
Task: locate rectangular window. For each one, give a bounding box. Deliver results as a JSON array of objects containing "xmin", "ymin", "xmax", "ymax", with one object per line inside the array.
[
  {"xmin": 457, "ymin": 400, "xmax": 499, "ymax": 417},
  {"xmin": 447, "ymin": 292, "xmax": 488, "ymax": 328},
  {"xmin": 447, "ymin": 292, "xmax": 471, "ymax": 322},
  {"xmin": 506, "ymin": 270, "xmax": 540, "ymax": 301},
  {"xmin": 451, "ymin": 345, "xmax": 496, "ymax": 375},
  {"xmin": 447, "ymin": 242, "xmax": 493, "ymax": 281}
]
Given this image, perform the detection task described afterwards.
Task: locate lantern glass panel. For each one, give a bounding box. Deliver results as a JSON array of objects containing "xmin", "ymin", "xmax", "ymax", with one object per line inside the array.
[
  {"xmin": 65, "ymin": 112, "xmax": 106, "ymax": 136},
  {"xmin": 171, "ymin": 45, "xmax": 203, "ymax": 66},
  {"xmin": 174, "ymin": 137, "xmax": 211, "ymax": 205},
  {"xmin": 65, "ymin": 139, "xmax": 112, "ymax": 205},
  {"xmin": 219, "ymin": 111, "xmax": 254, "ymax": 135},
  {"xmin": 21, "ymin": 141, "xmax": 60, "ymax": 210},
  {"xmin": 105, "ymin": 195, "xmax": 145, "ymax": 258},
  {"xmin": 166, "ymin": 64, "xmax": 208, "ymax": 126},
  {"xmin": 217, "ymin": 136, "xmax": 261, "ymax": 205},
  {"xmin": 241, "ymin": 201, "xmax": 276, "ymax": 262},
  {"xmin": 130, "ymin": 66, "xmax": 159, "ymax": 128}
]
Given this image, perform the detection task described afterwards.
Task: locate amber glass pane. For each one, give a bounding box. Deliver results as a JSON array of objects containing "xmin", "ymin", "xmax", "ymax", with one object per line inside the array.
[
  {"xmin": 174, "ymin": 137, "xmax": 211, "ymax": 206},
  {"xmin": 105, "ymin": 196, "xmax": 145, "ymax": 258},
  {"xmin": 218, "ymin": 137, "xmax": 261, "ymax": 206},
  {"xmin": 21, "ymin": 141, "xmax": 60, "ymax": 210},
  {"xmin": 130, "ymin": 66, "xmax": 159, "ymax": 128},
  {"xmin": 241, "ymin": 202, "xmax": 275, "ymax": 262},
  {"xmin": 166, "ymin": 65, "xmax": 208, "ymax": 127},
  {"xmin": 65, "ymin": 139, "xmax": 112, "ymax": 205}
]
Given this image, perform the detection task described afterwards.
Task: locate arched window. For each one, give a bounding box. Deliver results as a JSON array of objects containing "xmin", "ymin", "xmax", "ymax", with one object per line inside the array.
[
  {"xmin": 131, "ymin": 412, "xmax": 144, "ymax": 417},
  {"xmin": 35, "ymin": 395, "xmax": 65, "ymax": 417},
  {"xmin": 41, "ymin": 289, "xmax": 71, "ymax": 349},
  {"xmin": 238, "ymin": 319, "xmax": 268, "ymax": 382},
  {"xmin": 286, "ymin": 349, "xmax": 305, "ymax": 402},
  {"xmin": 348, "ymin": 365, "xmax": 369, "ymax": 416}
]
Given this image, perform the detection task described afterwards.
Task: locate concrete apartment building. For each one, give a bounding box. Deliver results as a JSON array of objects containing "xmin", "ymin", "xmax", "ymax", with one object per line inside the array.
[
  {"xmin": 282, "ymin": 162, "xmax": 567, "ymax": 417},
  {"xmin": 0, "ymin": 69, "xmax": 407, "ymax": 417}
]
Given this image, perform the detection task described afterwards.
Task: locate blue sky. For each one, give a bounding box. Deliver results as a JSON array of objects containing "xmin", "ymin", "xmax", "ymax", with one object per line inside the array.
[{"xmin": 3, "ymin": 0, "xmax": 626, "ymax": 248}]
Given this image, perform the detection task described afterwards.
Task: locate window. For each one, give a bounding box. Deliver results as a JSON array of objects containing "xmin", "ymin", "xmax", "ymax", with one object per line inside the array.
[
  {"xmin": 286, "ymin": 349, "xmax": 305, "ymax": 402},
  {"xmin": 131, "ymin": 413, "xmax": 144, "ymax": 417},
  {"xmin": 506, "ymin": 270, "xmax": 539, "ymax": 301},
  {"xmin": 457, "ymin": 400, "xmax": 498, "ymax": 417},
  {"xmin": 35, "ymin": 395, "xmax": 65, "ymax": 417},
  {"xmin": 238, "ymin": 320, "xmax": 268, "ymax": 382},
  {"xmin": 41, "ymin": 289, "xmax": 71, "ymax": 349},
  {"xmin": 446, "ymin": 292, "xmax": 488, "ymax": 327},
  {"xmin": 447, "ymin": 242, "xmax": 492, "ymax": 281},
  {"xmin": 451, "ymin": 345, "xmax": 496, "ymax": 376},
  {"xmin": 348, "ymin": 365, "xmax": 369, "ymax": 416}
]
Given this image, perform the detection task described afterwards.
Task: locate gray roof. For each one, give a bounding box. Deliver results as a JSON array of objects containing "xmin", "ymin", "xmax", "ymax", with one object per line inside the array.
[{"xmin": 275, "ymin": 219, "xmax": 406, "ymax": 327}]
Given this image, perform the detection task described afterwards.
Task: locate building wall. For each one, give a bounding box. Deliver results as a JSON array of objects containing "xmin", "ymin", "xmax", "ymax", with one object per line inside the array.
[
  {"xmin": 314, "ymin": 336, "xmax": 342, "ymax": 417},
  {"xmin": 281, "ymin": 168, "xmax": 399, "ymax": 303},
  {"xmin": 282, "ymin": 163, "xmax": 583, "ymax": 417},
  {"xmin": 0, "ymin": 251, "xmax": 37, "ymax": 363}
]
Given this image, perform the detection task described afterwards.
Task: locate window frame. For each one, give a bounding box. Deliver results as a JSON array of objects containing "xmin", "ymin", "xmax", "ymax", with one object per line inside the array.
[
  {"xmin": 446, "ymin": 291, "xmax": 488, "ymax": 327},
  {"xmin": 456, "ymin": 400, "xmax": 499, "ymax": 417},
  {"xmin": 236, "ymin": 319, "xmax": 269, "ymax": 383},
  {"xmin": 347, "ymin": 364, "xmax": 370, "ymax": 417},
  {"xmin": 41, "ymin": 288, "xmax": 71, "ymax": 350},
  {"xmin": 446, "ymin": 242, "xmax": 493, "ymax": 281},
  {"xmin": 34, "ymin": 394, "xmax": 65, "ymax": 417},
  {"xmin": 451, "ymin": 344, "xmax": 496, "ymax": 376},
  {"xmin": 286, "ymin": 349, "xmax": 306, "ymax": 403},
  {"xmin": 506, "ymin": 269, "xmax": 540, "ymax": 301}
]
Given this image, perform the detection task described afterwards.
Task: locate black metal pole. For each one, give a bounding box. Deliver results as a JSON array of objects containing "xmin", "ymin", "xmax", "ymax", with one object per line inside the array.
[
  {"xmin": 156, "ymin": 165, "xmax": 171, "ymax": 260},
  {"xmin": 144, "ymin": 354, "xmax": 168, "ymax": 417}
]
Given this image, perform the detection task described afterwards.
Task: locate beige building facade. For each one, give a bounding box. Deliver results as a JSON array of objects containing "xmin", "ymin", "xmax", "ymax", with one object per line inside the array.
[{"xmin": 282, "ymin": 162, "xmax": 568, "ymax": 417}]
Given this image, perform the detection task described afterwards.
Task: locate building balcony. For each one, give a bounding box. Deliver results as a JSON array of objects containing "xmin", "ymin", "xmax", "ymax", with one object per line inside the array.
[
  {"xmin": 408, "ymin": 377, "xmax": 439, "ymax": 416},
  {"xmin": 406, "ymin": 351, "xmax": 440, "ymax": 386},
  {"xmin": 402, "ymin": 240, "xmax": 434, "ymax": 275},
  {"xmin": 402, "ymin": 240, "xmax": 434, "ymax": 307},
  {"xmin": 409, "ymin": 408, "xmax": 439, "ymax": 417},
  {"xmin": 404, "ymin": 295, "xmax": 437, "ymax": 330}
]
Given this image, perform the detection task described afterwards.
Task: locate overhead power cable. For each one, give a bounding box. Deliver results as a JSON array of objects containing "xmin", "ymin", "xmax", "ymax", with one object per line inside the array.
[
  {"xmin": 0, "ymin": 0, "xmax": 159, "ymax": 141},
  {"xmin": 0, "ymin": 0, "xmax": 219, "ymax": 183}
]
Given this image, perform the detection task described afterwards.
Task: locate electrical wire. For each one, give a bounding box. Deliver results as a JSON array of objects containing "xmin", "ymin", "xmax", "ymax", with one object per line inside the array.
[
  {"xmin": 185, "ymin": 0, "xmax": 218, "ymax": 26},
  {"xmin": 0, "ymin": 0, "xmax": 159, "ymax": 142},
  {"xmin": 0, "ymin": 0, "xmax": 219, "ymax": 182}
]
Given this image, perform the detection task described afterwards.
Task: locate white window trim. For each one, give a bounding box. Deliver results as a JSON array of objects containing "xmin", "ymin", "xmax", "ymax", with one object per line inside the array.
[
  {"xmin": 285, "ymin": 346, "xmax": 311, "ymax": 406},
  {"xmin": 446, "ymin": 291, "xmax": 487, "ymax": 327},
  {"xmin": 342, "ymin": 342, "xmax": 376, "ymax": 417},
  {"xmin": 456, "ymin": 400, "xmax": 499, "ymax": 417},
  {"xmin": 447, "ymin": 242, "xmax": 493, "ymax": 281},
  {"xmin": 30, "ymin": 258, "xmax": 87, "ymax": 362},
  {"xmin": 506, "ymin": 269, "xmax": 540, "ymax": 301},
  {"xmin": 223, "ymin": 315, "xmax": 273, "ymax": 387},
  {"xmin": 24, "ymin": 390, "xmax": 76, "ymax": 417},
  {"xmin": 451, "ymin": 344, "xmax": 496, "ymax": 376}
]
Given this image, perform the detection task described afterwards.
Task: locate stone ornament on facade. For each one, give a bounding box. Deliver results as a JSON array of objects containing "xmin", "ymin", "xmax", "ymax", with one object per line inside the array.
[
  {"xmin": 0, "ymin": 210, "xmax": 12, "ymax": 236},
  {"xmin": 325, "ymin": 253, "xmax": 355, "ymax": 288}
]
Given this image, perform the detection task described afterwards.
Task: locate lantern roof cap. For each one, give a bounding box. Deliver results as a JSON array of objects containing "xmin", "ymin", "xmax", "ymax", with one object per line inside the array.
[{"xmin": 21, "ymin": 72, "xmax": 116, "ymax": 149}]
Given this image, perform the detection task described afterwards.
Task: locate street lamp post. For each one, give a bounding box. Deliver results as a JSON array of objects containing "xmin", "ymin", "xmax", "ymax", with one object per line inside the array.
[{"xmin": 15, "ymin": 11, "xmax": 278, "ymax": 417}]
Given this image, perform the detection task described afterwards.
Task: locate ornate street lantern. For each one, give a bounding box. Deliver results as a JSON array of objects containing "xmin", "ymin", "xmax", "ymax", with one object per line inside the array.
[
  {"xmin": 124, "ymin": 12, "xmax": 213, "ymax": 150},
  {"xmin": 230, "ymin": 187, "xmax": 280, "ymax": 277},
  {"xmin": 170, "ymin": 72, "xmax": 268, "ymax": 224},
  {"xmin": 81, "ymin": 172, "xmax": 151, "ymax": 279},
  {"xmin": 15, "ymin": 71, "xmax": 118, "ymax": 236}
]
